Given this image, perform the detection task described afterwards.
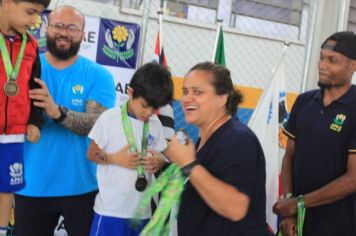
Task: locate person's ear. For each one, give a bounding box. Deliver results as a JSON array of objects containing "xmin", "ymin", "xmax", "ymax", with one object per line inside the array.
[
  {"xmin": 80, "ymin": 31, "xmax": 85, "ymax": 42},
  {"xmin": 217, "ymin": 94, "xmax": 228, "ymax": 108},
  {"xmin": 127, "ymin": 87, "xmax": 133, "ymax": 98},
  {"xmin": 351, "ymin": 60, "xmax": 356, "ymax": 73}
]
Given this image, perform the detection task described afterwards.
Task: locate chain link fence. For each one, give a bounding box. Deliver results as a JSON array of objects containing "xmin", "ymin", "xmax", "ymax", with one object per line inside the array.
[
  {"xmin": 349, "ymin": 0, "xmax": 356, "ymax": 32},
  {"xmin": 50, "ymin": 0, "xmax": 314, "ymax": 141}
]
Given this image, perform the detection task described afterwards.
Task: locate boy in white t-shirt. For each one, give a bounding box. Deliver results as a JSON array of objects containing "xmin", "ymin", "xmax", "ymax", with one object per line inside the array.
[{"xmin": 87, "ymin": 62, "xmax": 174, "ymax": 236}]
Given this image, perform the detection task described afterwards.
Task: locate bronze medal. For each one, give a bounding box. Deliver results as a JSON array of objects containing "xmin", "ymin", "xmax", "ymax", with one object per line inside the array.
[
  {"xmin": 135, "ymin": 175, "xmax": 148, "ymax": 191},
  {"xmin": 4, "ymin": 80, "xmax": 19, "ymax": 97},
  {"xmin": 0, "ymin": 33, "xmax": 26, "ymax": 98}
]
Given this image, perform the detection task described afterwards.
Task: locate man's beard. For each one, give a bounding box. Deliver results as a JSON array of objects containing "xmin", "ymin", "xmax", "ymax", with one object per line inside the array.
[
  {"xmin": 317, "ymin": 80, "xmax": 345, "ymax": 90},
  {"xmin": 46, "ymin": 35, "xmax": 81, "ymax": 60},
  {"xmin": 317, "ymin": 80, "xmax": 332, "ymax": 89}
]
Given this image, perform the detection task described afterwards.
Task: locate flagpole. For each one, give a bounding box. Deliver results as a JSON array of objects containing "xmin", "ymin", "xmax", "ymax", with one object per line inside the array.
[
  {"xmin": 158, "ymin": 10, "xmax": 163, "ymax": 55},
  {"xmin": 138, "ymin": 0, "xmax": 152, "ymax": 67},
  {"xmin": 155, "ymin": 7, "xmax": 175, "ymax": 140},
  {"xmin": 248, "ymin": 42, "xmax": 290, "ymax": 126},
  {"xmin": 271, "ymin": 42, "xmax": 290, "ymax": 75},
  {"xmin": 211, "ymin": 19, "xmax": 223, "ymax": 62}
]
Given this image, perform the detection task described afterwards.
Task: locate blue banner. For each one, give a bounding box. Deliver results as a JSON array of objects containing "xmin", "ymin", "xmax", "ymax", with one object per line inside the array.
[{"xmin": 97, "ymin": 18, "xmax": 140, "ymax": 68}]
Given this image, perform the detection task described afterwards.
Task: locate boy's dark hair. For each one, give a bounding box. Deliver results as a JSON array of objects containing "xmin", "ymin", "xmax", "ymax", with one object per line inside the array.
[
  {"xmin": 0, "ymin": 0, "xmax": 51, "ymax": 8},
  {"xmin": 130, "ymin": 62, "xmax": 173, "ymax": 109}
]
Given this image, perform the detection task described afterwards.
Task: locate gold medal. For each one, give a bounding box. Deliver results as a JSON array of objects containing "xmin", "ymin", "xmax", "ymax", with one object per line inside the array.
[{"xmin": 4, "ymin": 80, "xmax": 19, "ymax": 97}]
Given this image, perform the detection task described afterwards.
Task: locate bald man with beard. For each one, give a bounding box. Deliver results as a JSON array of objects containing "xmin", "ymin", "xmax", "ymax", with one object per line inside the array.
[{"xmin": 14, "ymin": 6, "xmax": 116, "ymax": 236}]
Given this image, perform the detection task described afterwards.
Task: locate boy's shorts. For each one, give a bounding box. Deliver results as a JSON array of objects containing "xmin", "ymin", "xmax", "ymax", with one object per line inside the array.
[
  {"xmin": 90, "ymin": 212, "xmax": 149, "ymax": 236},
  {"xmin": 0, "ymin": 143, "xmax": 25, "ymax": 192}
]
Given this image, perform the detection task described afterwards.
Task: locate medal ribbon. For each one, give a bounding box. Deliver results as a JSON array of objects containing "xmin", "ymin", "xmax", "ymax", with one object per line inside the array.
[
  {"xmin": 121, "ymin": 102, "xmax": 149, "ymax": 178},
  {"xmin": 133, "ymin": 163, "xmax": 185, "ymax": 236},
  {"xmin": 0, "ymin": 33, "xmax": 27, "ymax": 82},
  {"xmin": 297, "ymin": 195, "xmax": 306, "ymax": 236},
  {"xmin": 276, "ymin": 195, "xmax": 306, "ymax": 236}
]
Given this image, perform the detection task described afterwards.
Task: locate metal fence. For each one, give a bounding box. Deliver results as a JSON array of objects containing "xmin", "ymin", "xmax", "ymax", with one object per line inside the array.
[
  {"xmin": 50, "ymin": 0, "xmax": 317, "ymax": 141},
  {"xmin": 349, "ymin": 0, "xmax": 356, "ymax": 32}
]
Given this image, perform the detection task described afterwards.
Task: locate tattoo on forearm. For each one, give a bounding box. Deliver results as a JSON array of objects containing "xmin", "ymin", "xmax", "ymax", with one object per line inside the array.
[
  {"xmin": 94, "ymin": 150, "xmax": 108, "ymax": 162},
  {"xmin": 61, "ymin": 100, "xmax": 107, "ymax": 136}
]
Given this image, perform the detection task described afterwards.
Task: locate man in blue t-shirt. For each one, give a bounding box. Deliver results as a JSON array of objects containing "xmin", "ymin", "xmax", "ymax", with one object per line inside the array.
[
  {"xmin": 273, "ymin": 31, "xmax": 356, "ymax": 236},
  {"xmin": 14, "ymin": 6, "xmax": 116, "ymax": 236}
]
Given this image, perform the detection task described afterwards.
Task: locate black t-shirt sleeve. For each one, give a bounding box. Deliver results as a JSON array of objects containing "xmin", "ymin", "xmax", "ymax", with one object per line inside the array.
[
  {"xmin": 27, "ymin": 48, "xmax": 44, "ymax": 128},
  {"xmin": 283, "ymin": 94, "xmax": 304, "ymax": 140}
]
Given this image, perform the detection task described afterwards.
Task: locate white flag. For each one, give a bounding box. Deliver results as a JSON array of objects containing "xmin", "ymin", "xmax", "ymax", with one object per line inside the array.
[{"xmin": 248, "ymin": 62, "xmax": 286, "ymax": 233}]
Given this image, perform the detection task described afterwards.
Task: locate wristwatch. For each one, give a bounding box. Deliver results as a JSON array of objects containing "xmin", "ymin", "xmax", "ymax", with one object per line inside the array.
[
  {"xmin": 53, "ymin": 106, "xmax": 68, "ymax": 123},
  {"xmin": 181, "ymin": 160, "xmax": 199, "ymax": 177}
]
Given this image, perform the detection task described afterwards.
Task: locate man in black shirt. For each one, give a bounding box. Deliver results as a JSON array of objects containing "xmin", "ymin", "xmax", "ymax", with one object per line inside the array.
[{"xmin": 273, "ymin": 31, "xmax": 356, "ymax": 236}]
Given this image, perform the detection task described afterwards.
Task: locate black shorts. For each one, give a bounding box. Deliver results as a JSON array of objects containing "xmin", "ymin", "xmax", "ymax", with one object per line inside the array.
[{"xmin": 14, "ymin": 191, "xmax": 97, "ymax": 236}]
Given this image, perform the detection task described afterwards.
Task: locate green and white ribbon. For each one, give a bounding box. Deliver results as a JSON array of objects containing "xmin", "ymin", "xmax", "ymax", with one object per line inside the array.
[
  {"xmin": 133, "ymin": 163, "xmax": 186, "ymax": 236},
  {"xmin": 121, "ymin": 102, "xmax": 149, "ymax": 178},
  {"xmin": 0, "ymin": 33, "xmax": 27, "ymax": 81},
  {"xmin": 297, "ymin": 195, "xmax": 306, "ymax": 236},
  {"xmin": 277, "ymin": 195, "xmax": 306, "ymax": 236}
]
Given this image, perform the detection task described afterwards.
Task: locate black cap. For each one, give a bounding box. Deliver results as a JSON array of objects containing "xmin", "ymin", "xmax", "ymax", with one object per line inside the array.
[{"xmin": 321, "ymin": 31, "xmax": 356, "ymax": 60}]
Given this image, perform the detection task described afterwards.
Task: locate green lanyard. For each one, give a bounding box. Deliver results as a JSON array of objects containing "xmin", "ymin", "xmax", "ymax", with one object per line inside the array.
[
  {"xmin": 134, "ymin": 163, "xmax": 185, "ymax": 236},
  {"xmin": 121, "ymin": 102, "xmax": 149, "ymax": 191},
  {"xmin": 297, "ymin": 195, "xmax": 306, "ymax": 236},
  {"xmin": 276, "ymin": 195, "xmax": 306, "ymax": 236},
  {"xmin": 0, "ymin": 33, "xmax": 27, "ymax": 82}
]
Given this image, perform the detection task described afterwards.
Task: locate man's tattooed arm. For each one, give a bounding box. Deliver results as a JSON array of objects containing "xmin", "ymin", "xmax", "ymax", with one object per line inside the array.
[{"xmin": 61, "ymin": 100, "xmax": 107, "ymax": 136}]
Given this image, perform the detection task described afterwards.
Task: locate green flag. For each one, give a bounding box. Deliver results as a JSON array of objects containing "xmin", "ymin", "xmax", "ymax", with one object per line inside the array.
[{"xmin": 212, "ymin": 25, "xmax": 226, "ymax": 66}]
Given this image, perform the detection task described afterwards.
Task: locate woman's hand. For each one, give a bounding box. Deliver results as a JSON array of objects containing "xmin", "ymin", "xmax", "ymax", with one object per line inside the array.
[{"xmin": 165, "ymin": 135, "xmax": 196, "ymax": 168}]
